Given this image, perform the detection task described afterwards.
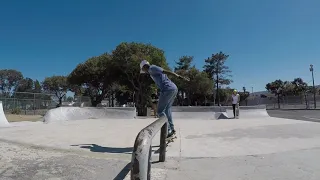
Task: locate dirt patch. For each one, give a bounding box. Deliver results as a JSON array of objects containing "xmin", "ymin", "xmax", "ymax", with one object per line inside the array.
[{"xmin": 5, "ymin": 114, "xmax": 43, "ymax": 122}]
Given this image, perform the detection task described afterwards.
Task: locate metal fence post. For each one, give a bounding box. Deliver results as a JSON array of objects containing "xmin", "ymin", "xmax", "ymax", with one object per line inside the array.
[{"xmin": 33, "ymin": 93, "xmax": 36, "ymax": 115}]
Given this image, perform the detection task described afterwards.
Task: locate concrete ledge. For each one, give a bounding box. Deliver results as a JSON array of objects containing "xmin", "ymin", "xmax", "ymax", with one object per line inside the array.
[
  {"xmin": 171, "ymin": 106, "xmax": 225, "ymax": 112},
  {"xmin": 43, "ymin": 107, "xmax": 136, "ymax": 123},
  {"xmin": 172, "ymin": 112, "xmax": 217, "ymax": 120},
  {"xmin": 172, "ymin": 105, "xmax": 267, "ymax": 112},
  {"xmin": 223, "ymin": 105, "xmax": 267, "ymax": 110},
  {"xmin": 171, "ymin": 105, "xmax": 267, "ymax": 120}
]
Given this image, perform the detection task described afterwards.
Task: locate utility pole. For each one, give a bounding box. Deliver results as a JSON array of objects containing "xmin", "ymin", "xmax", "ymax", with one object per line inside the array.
[
  {"xmin": 243, "ymin": 87, "xmax": 247, "ymax": 106},
  {"xmin": 216, "ymin": 74, "xmax": 220, "ymax": 106},
  {"xmin": 310, "ymin": 64, "xmax": 316, "ymax": 109}
]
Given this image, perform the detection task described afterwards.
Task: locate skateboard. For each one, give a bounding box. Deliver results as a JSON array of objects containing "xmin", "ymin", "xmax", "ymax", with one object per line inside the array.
[
  {"xmin": 166, "ymin": 135, "xmax": 177, "ymax": 145},
  {"xmin": 235, "ymin": 104, "xmax": 240, "ymax": 119}
]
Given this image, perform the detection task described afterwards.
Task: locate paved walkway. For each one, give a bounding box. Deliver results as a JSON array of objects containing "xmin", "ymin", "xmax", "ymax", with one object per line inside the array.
[
  {"xmin": 1, "ymin": 117, "xmax": 320, "ymax": 179},
  {"xmin": 268, "ymin": 109, "xmax": 320, "ymax": 122}
]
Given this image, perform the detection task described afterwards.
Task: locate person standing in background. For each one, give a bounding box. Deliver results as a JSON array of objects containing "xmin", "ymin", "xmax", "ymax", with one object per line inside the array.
[{"xmin": 232, "ymin": 89, "xmax": 240, "ymax": 118}]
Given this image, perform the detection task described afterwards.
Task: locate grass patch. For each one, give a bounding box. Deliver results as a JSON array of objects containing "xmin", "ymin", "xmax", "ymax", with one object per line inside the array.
[{"xmin": 5, "ymin": 114, "xmax": 43, "ymax": 122}]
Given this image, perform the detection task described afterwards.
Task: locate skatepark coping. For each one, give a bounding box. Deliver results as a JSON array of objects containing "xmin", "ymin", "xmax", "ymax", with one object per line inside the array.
[{"xmin": 131, "ymin": 115, "xmax": 168, "ymax": 180}]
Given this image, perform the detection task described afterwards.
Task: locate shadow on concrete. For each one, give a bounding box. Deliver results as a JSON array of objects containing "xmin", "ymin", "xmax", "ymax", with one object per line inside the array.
[
  {"xmin": 154, "ymin": 147, "xmax": 161, "ymax": 154},
  {"xmin": 151, "ymin": 160, "xmax": 161, "ymax": 164},
  {"xmin": 112, "ymin": 160, "xmax": 160, "ymax": 179},
  {"xmin": 217, "ymin": 117, "xmax": 235, "ymax": 120},
  {"xmin": 113, "ymin": 162, "xmax": 132, "ymax": 180},
  {"xmin": 71, "ymin": 144, "xmax": 133, "ymax": 154},
  {"xmin": 71, "ymin": 144, "xmax": 161, "ymax": 154}
]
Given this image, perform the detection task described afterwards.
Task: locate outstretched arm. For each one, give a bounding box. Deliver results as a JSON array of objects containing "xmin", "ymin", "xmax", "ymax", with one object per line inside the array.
[
  {"xmin": 163, "ymin": 69, "xmax": 189, "ymax": 81},
  {"xmin": 163, "ymin": 69, "xmax": 179, "ymax": 77}
]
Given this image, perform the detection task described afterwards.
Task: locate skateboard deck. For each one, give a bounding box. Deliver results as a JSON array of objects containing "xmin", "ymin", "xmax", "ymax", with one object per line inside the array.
[{"xmin": 166, "ymin": 135, "xmax": 177, "ymax": 145}]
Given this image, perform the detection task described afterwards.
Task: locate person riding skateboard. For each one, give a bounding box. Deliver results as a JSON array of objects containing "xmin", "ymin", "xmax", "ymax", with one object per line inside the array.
[
  {"xmin": 140, "ymin": 60, "xmax": 189, "ymax": 138},
  {"xmin": 232, "ymin": 89, "xmax": 240, "ymax": 118}
]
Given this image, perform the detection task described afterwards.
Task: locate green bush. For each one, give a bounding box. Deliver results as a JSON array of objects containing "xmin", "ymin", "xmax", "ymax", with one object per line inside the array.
[{"xmin": 11, "ymin": 108, "xmax": 21, "ymax": 115}]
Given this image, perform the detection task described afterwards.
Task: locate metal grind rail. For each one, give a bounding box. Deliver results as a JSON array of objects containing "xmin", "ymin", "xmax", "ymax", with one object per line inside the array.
[{"xmin": 131, "ymin": 115, "xmax": 168, "ymax": 180}]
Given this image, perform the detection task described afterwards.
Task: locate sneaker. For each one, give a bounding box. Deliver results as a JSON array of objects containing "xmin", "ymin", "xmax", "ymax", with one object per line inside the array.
[
  {"xmin": 167, "ymin": 130, "xmax": 176, "ymax": 138},
  {"xmin": 171, "ymin": 129, "xmax": 176, "ymax": 135}
]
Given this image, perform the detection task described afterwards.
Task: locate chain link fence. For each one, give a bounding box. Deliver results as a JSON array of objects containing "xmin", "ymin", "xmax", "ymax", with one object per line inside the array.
[
  {"xmin": 0, "ymin": 92, "xmax": 91, "ymax": 115},
  {"xmin": 2, "ymin": 91, "xmax": 318, "ymax": 116},
  {"xmin": 244, "ymin": 92, "xmax": 320, "ymax": 109}
]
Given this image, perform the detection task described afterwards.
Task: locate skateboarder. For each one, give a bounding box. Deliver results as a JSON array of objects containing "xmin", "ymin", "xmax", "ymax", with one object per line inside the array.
[
  {"xmin": 232, "ymin": 89, "xmax": 240, "ymax": 118},
  {"xmin": 140, "ymin": 60, "xmax": 189, "ymax": 138}
]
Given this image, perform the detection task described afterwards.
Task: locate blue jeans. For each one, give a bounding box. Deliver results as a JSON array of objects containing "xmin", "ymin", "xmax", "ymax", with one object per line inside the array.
[{"xmin": 157, "ymin": 89, "xmax": 178, "ymax": 133}]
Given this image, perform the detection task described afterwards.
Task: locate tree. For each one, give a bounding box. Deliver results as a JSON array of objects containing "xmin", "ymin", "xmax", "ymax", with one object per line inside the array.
[
  {"xmin": 265, "ymin": 79, "xmax": 284, "ymax": 108},
  {"xmin": 15, "ymin": 77, "xmax": 34, "ymax": 99},
  {"xmin": 66, "ymin": 96, "xmax": 74, "ymax": 102},
  {"xmin": 108, "ymin": 83, "xmax": 124, "ymax": 107},
  {"xmin": 112, "ymin": 42, "xmax": 168, "ymax": 115},
  {"xmin": 0, "ymin": 69, "xmax": 23, "ymax": 97},
  {"xmin": 114, "ymin": 85, "xmax": 134, "ymax": 106},
  {"xmin": 219, "ymin": 88, "xmax": 233, "ymax": 105},
  {"xmin": 68, "ymin": 53, "xmax": 117, "ymax": 107},
  {"xmin": 34, "ymin": 80, "xmax": 42, "ymax": 93},
  {"xmin": 8, "ymin": 77, "xmax": 43, "ymax": 95},
  {"xmin": 204, "ymin": 52, "xmax": 232, "ymax": 106},
  {"xmin": 15, "ymin": 78, "xmax": 46, "ymax": 97},
  {"xmin": 239, "ymin": 92, "xmax": 250, "ymax": 105},
  {"xmin": 33, "ymin": 79, "xmax": 52, "ymax": 109},
  {"xmin": 172, "ymin": 55, "xmax": 219, "ymax": 106},
  {"xmin": 173, "ymin": 56, "xmax": 193, "ymax": 105},
  {"xmin": 42, "ymin": 76, "xmax": 69, "ymax": 107},
  {"xmin": 13, "ymin": 78, "xmax": 50, "ymax": 110},
  {"xmin": 291, "ymin": 78, "xmax": 308, "ymax": 95},
  {"xmin": 174, "ymin": 56, "xmax": 193, "ymax": 71},
  {"xmin": 282, "ymin": 81, "xmax": 295, "ymax": 96},
  {"xmin": 179, "ymin": 67, "xmax": 214, "ymax": 106},
  {"xmin": 172, "ymin": 56, "xmax": 215, "ymax": 106}
]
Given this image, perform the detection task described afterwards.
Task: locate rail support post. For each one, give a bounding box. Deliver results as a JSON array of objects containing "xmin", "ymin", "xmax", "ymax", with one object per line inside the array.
[
  {"xmin": 131, "ymin": 115, "xmax": 168, "ymax": 180},
  {"xmin": 159, "ymin": 122, "xmax": 167, "ymax": 162}
]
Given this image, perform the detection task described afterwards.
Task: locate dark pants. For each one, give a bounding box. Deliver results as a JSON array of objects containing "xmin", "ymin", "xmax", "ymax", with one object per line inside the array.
[{"xmin": 232, "ymin": 104, "xmax": 236, "ymax": 117}]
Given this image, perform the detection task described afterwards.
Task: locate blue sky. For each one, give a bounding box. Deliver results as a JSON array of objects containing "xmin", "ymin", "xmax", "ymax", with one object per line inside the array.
[{"xmin": 1, "ymin": 0, "xmax": 319, "ymax": 92}]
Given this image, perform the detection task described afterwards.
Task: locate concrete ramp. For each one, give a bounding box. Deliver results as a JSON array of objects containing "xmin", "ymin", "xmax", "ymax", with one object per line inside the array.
[
  {"xmin": 172, "ymin": 106, "xmax": 224, "ymax": 120},
  {"xmin": 43, "ymin": 107, "xmax": 136, "ymax": 123},
  {"xmin": 0, "ymin": 101, "xmax": 10, "ymax": 127},
  {"xmin": 226, "ymin": 106, "xmax": 270, "ymax": 119},
  {"xmin": 214, "ymin": 112, "xmax": 230, "ymax": 119},
  {"xmin": 172, "ymin": 112, "xmax": 217, "ymax": 120},
  {"xmin": 171, "ymin": 105, "xmax": 269, "ymax": 120}
]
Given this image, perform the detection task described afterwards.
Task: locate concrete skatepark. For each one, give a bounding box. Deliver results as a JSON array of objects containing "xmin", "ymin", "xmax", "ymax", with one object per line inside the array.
[{"xmin": 1, "ymin": 101, "xmax": 320, "ymax": 179}]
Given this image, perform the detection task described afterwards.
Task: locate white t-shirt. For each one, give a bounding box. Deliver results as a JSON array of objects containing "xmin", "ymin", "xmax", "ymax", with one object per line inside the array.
[{"xmin": 232, "ymin": 94, "xmax": 240, "ymax": 104}]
